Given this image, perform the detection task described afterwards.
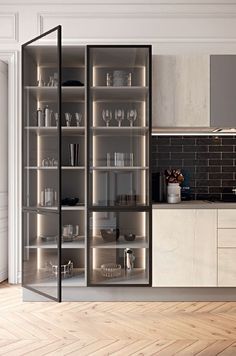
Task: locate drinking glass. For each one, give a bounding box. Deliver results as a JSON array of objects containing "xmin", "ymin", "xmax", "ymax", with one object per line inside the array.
[
  {"xmin": 127, "ymin": 109, "xmax": 137, "ymax": 127},
  {"xmin": 54, "ymin": 112, "xmax": 59, "ymax": 126},
  {"xmin": 115, "ymin": 109, "xmax": 124, "ymax": 127},
  {"xmin": 65, "ymin": 113, "xmax": 72, "ymax": 127},
  {"xmin": 75, "ymin": 113, "xmax": 82, "ymax": 127},
  {"xmin": 102, "ymin": 109, "xmax": 112, "ymax": 127}
]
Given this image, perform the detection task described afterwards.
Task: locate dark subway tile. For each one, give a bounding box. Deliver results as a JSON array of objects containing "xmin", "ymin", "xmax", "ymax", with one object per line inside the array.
[
  {"xmin": 155, "ymin": 152, "xmax": 171, "ymax": 160},
  {"xmin": 196, "ymin": 152, "xmax": 221, "ymax": 159},
  {"xmin": 184, "ymin": 159, "xmax": 208, "ymax": 166},
  {"xmin": 222, "ymin": 166, "xmax": 236, "ymax": 172},
  {"xmin": 196, "ymin": 166, "xmax": 221, "ymax": 173},
  {"xmin": 168, "ymin": 160, "xmax": 183, "ymax": 167},
  {"xmin": 222, "ymin": 187, "xmax": 235, "ymax": 193},
  {"xmin": 171, "ymin": 152, "xmax": 195, "ymax": 160},
  {"xmin": 183, "ymin": 145, "xmax": 208, "ymax": 152},
  {"xmin": 157, "ymin": 145, "xmax": 172, "ymax": 152},
  {"xmin": 195, "ymin": 187, "xmax": 209, "ymax": 193},
  {"xmin": 182, "ymin": 166, "xmax": 196, "ymax": 173},
  {"xmin": 222, "ymin": 153, "xmax": 236, "ymax": 159},
  {"xmin": 196, "ymin": 137, "xmax": 221, "ymax": 145},
  {"xmin": 155, "ymin": 137, "xmax": 170, "ymax": 145},
  {"xmin": 209, "ymin": 172, "xmax": 233, "ymax": 180},
  {"xmin": 196, "ymin": 180, "xmax": 221, "ymax": 187},
  {"xmin": 195, "ymin": 172, "xmax": 208, "ymax": 179},
  {"xmin": 209, "ymin": 145, "xmax": 233, "ymax": 152},
  {"xmin": 209, "ymin": 187, "xmax": 223, "ymax": 193},
  {"xmin": 222, "ymin": 180, "xmax": 236, "ymax": 187},
  {"xmin": 171, "ymin": 137, "xmax": 195, "ymax": 145},
  {"xmin": 209, "ymin": 159, "xmax": 234, "ymax": 166},
  {"xmin": 222, "ymin": 138, "xmax": 236, "ymax": 145}
]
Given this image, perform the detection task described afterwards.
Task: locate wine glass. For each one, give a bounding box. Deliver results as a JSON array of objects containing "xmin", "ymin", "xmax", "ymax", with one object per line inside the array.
[
  {"xmin": 102, "ymin": 109, "xmax": 112, "ymax": 127},
  {"xmin": 115, "ymin": 109, "xmax": 125, "ymax": 127},
  {"xmin": 127, "ymin": 109, "xmax": 137, "ymax": 127},
  {"xmin": 65, "ymin": 113, "xmax": 72, "ymax": 127},
  {"xmin": 75, "ymin": 113, "xmax": 82, "ymax": 127}
]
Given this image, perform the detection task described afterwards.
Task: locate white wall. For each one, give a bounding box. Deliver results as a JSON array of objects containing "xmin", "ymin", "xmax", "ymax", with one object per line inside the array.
[{"xmin": 1, "ymin": 0, "xmax": 236, "ymax": 282}]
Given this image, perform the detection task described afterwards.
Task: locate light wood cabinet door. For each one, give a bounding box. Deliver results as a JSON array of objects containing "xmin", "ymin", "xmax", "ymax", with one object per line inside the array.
[
  {"xmin": 152, "ymin": 55, "xmax": 209, "ymax": 128},
  {"xmin": 152, "ymin": 209, "xmax": 217, "ymax": 287},
  {"xmin": 218, "ymin": 249, "xmax": 236, "ymax": 287},
  {"xmin": 218, "ymin": 209, "xmax": 236, "ymax": 229}
]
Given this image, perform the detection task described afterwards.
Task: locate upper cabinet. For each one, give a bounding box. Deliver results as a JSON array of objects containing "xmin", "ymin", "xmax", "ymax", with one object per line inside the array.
[
  {"xmin": 152, "ymin": 55, "xmax": 209, "ymax": 128},
  {"xmin": 210, "ymin": 55, "xmax": 236, "ymax": 128}
]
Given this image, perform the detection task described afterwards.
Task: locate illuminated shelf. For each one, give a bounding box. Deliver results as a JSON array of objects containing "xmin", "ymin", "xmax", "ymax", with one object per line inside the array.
[
  {"xmin": 26, "ymin": 239, "xmax": 85, "ymax": 249},
  {"xmin": 24, "ymin": 166, "xmax": 85, "ymax": 170},
  {"xmin": 27, "ymin": 269, "xmax": 86, "ymax": 288},
  {"xmin": 90, "ymin": 268, "xmax": 148, "ymax": 285},
  {"xmin": 91, "ymin": 126, "xmax": 148, "ymax": 136},
  {"xmin": 91, "ymin": 86, "xmax": 148, "ymax": 101},
  {"xmin": 25, "ymin": 126, "xmax": 85, "ymax": 136},
  {"xmin": 90, "ymin": 236, "xmax": 148, "ymax": 249},
  {"xmin": 24, "ymin": 86, "xmax": 85, "ymax": 101},
  {"xmin": 61, "ymin": 205, "xmax": 85, "ymax": 211},
  {"xmin": 91, "ymin": 166, "xmax": 148, "ymax": 171}
]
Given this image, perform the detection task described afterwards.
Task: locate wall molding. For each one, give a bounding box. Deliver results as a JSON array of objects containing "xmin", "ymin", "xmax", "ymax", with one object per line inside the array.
[
  {"xmin": 0, "ymin": 13, "xmax": 18, "ymax": 43},
  {"xmin": 0, "ymin": 51, "xmax": 19, "ymax": 284}
]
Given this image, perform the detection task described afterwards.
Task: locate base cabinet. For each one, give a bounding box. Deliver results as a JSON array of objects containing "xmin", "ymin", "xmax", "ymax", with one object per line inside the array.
[{"xmin": 152, "ymin": 209, "xmax": 217, "ymax": 287}]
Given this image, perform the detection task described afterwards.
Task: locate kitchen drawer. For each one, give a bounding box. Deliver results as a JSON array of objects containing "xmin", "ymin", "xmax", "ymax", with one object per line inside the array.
[
  {"xmin": 218, "ymin": 209, "xmax": 236, "ymax": 228},
  {"xmin": 218, "ymin": 248, "xmax": 236, "ymax": 286},
  {"xmin": 218, "ymin": 229, "xmax": 236, "ymax": 247}
]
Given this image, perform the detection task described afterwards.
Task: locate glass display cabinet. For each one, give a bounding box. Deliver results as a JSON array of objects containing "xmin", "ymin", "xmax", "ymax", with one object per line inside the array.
[
  {"xmin": 22, "ymin": 27, "xmax": 151, "ymax": 301},
  {"xmin": 87, "ymin": 46, "xmax": 152, "ymax": 286}
]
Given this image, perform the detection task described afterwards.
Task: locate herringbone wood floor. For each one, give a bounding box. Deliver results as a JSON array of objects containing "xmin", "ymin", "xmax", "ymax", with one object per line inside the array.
[{"xmin": 1, "ymin": 283, "xmax": 236, "ymax": 355}]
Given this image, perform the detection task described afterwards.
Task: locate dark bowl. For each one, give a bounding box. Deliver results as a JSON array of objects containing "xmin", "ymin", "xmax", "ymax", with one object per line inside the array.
[
  {"xmin": 61, "ymin": 197, "xmax": 79, "ymax": 206},
  {"xmin": 124, "ymin": 233, "xmax": 136, "ymax": 241},
  {"xmin": 100, "ymin": 229, "xmax": 120, "ymax": 242}
]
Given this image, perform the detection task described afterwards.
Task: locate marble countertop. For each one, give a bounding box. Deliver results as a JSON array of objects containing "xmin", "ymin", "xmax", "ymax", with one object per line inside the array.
[{"xmin": 153, "ymin": 200, "xmax": 236, "ymax": 209}]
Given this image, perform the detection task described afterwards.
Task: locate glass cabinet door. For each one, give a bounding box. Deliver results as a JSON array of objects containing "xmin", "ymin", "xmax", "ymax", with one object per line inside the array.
[
  {"xmin": 87, "ymin": 46, "xmax": 151, "ymax": 286},
  {"xmin": 22, "ymin": 26, "xmax": 61, "ymax": 301}
]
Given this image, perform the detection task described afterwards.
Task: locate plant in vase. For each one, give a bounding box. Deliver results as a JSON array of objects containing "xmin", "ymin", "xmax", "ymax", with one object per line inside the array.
[{"xmin": 164, "ymin": 169, "xmax": 184, "ymax": 204}]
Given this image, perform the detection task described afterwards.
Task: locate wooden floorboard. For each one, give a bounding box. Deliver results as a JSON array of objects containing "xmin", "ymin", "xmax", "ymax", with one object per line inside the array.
[{"xmin": 1, "ymin": 282, "xmax": 236, "ymax": 355}]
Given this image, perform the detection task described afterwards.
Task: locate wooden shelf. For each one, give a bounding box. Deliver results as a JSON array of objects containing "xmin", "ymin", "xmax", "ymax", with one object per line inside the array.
[
  {"xmin": 24, "ymin": 166, "xmax": 85, "ymax": 170},
  {"xmin": 91, "ymin": 166, "xmax": 148, "ymax": 171},
  {"xmin": 26, "ymin": 239, "xmax": 85, "ymax": 249}
]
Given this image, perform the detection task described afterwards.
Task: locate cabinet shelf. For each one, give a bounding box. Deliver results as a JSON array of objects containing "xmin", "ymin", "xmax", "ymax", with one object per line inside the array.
[
  {"xmin": 91, "ymin": 126, "xmax": 148, "ymax": 136},
  {"xmin": 28, "ymin": 269, "xmax": 86, "ymax": 288},
  {"xmin": 91, "ymin": 86, "xmax": 148, "ymax": 101},
  {"xmin": 26, "ymin": 239, "xmax": 85, "ymax": 249},
  {"xmin": 24, "ymin": 166, "xmax": 85, "ymax": 170},
  {"xmin": 25, "ymin": 126, "xmax": 85, "ymax": 136},
  {"xmin": 24, "ymin": 86, "xmax": 85, "ymax": 101},
  {"xmin": 90, "ymin": 236, "xmax": 148, "ymax": 249},
  {"xmin": 91, "ymin": 166, "xmax": 148, "ymax": 171}
]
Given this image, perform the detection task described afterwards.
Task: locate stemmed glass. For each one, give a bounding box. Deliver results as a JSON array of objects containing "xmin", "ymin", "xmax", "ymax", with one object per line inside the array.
[
  {"xmin": 75, "ymin": 113, "xmax": 82, "ymax": 127},
  {"xmin": 65, "ymin": 113, "xmax": 72, "ymax": 127},
  {"xmin": 115, "ymin": 109, "xmax": 125, "ymax": 127},
  {"xmin": 127, "ymin": 109, "xmax": 137, "ymax": 127},
  {"xmin": 102, "ymin": 109, "xmax": 112, "ymax": 127}
]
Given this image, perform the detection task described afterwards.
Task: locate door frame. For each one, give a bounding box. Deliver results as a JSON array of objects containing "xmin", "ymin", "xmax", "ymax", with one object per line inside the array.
[{"xmin": 0, "ymin": 51, "xmax": 19, "ymax": 283}]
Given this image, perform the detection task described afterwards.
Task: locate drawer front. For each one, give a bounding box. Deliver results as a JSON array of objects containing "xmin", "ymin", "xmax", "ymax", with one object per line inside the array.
[
  {"xmin": 218, "ymin": 248, "xmax": 236, "ymax": 287},
  {"xmin": 218, "ymin": 210, "xmax": 236, "ymax": 228},
  {"xmin": 218, "ymin": 229, "xmax": 236, "ymax": 247}
]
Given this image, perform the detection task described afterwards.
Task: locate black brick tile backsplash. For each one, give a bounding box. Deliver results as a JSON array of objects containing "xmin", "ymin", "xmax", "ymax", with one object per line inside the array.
[{"xmin": 152, "ymin": 135, "xmax": 236, "ymax": 200}]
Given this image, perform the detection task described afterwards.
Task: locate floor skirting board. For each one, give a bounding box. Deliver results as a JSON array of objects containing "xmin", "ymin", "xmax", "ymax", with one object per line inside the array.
[{"xmin": 23, "ymin": 287, "xmax": 236, "ymax": 302}]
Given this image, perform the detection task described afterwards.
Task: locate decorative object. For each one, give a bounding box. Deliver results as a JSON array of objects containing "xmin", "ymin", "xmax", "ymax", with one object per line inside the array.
[
  {"xmin": 101, "ymin": 263, "xmax": 121, "ymax": 278},
  {"xmin": 61, "ymin": 197, "xmax": 79, "ymax": 206},
  {"xmin": 100, "ymin": 228, "xmax": 120, "ymax": 242},
  {"xmin": 69, "ymin": 143, "xmax": 79, "ymax": 166},
  {"xmin": 124, "ymin": 233, "xmax": 136, "ymax": 242},
  {"xmin": 50, "ymin": 260, "xmax": 73, "ymax": 278},
  {"xmin": 124, "ymin": 248, "xmax": 135, "ymax": 271},
  {"xmin": 165, "ymin": 169, "xmax": 184, "ymax": 204}
]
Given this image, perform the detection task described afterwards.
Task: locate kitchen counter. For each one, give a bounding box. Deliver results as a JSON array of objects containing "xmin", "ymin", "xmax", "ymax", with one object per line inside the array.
[{"xmin": 153, "ymin": 201, "xmax": 236, "ymax": 209}]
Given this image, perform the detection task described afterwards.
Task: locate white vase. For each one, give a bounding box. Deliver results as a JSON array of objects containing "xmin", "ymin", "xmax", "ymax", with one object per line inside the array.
[{"xmin": 167, "ymin": 183, "xmax": 181, "ymax": 204}]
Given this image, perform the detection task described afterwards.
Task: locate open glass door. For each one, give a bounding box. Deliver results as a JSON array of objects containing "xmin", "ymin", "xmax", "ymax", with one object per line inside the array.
[{"xmin": 22, "ymin": 26, "xmax": 62, "ymax": 301}]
